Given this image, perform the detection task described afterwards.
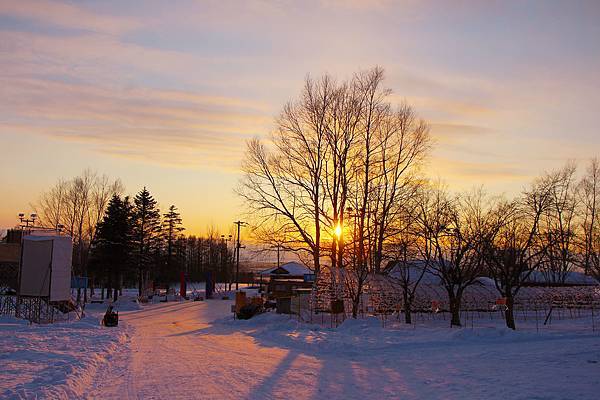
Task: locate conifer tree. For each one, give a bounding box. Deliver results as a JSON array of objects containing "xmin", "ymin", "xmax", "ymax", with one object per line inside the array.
[
  {"xmin": 90, "ymin": 194, "xmax": 133, "ymax": 301},
  {"xmin": 132, "ymin": 187, "xmax": 162, "ymax": 296},
  {"xmin": 162, "ymin": 205, "xmax": 185, "ymax": 280}
]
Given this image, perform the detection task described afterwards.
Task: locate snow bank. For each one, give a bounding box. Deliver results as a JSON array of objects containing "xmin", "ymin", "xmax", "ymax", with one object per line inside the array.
[
  {"xmin": 218, "ymin": 310, "xmax": 589, "ymax": 357},
  {"xmin": 0, "ymin": 310, "xmax": 128, "ymax": 399}
]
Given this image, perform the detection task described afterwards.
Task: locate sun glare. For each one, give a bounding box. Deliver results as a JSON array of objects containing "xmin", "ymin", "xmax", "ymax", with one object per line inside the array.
[{"xmin": 334, "ymin": 224, "xmax": 342, "ymax": 239}]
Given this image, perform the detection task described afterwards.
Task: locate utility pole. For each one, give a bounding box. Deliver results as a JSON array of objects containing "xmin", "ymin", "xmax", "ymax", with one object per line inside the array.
[
  {"xmin": 233, "ymin": 221, "xmax": 246, "ymax": 290},
  {"xmin": 271, "ymin": 243, "xmax": 283, "ymax": 268}
]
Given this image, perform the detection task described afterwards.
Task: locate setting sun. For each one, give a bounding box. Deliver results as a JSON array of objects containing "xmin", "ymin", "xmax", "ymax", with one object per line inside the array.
[
  {"xmin": 0, "ymin": 2, "xmax": 599, "ymax": 399},
  {"xmin": 334, "ymin": 224, "xmax": 343, "ymax": 239}
]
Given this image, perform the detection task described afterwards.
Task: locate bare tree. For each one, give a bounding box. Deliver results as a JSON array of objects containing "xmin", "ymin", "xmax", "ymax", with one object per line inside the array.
[
  {"xmin": 387, "ymin": 187, "xmax": 431, "ymax": 324},
  {"xmin": 483, "ymin": 178, "xmax": 554, "ymax": 329},
  {"xmin": 34, "ymin": 170, "xmax": 122, "ymax": 300},
  {"xmin": 538, "ymin": 163, "xmax": 579, "ymax": 283},
  {"xmin": 579, "ymin": 158, "xmax": 600, "ymax": 277},
  {"xmin": 368, "ymin": 103, "xmax": 430, "ymax": 273},
  {"xmin": 239, "ymin": 75, "xmax": 333, "ymax": 277},
  {"xmin": 240, "ymin": 67, "xmax": 430, "ymax": 318},
  {"xmin": 423, "ymin": 188, "xmax": 505, "ymax": 327}
]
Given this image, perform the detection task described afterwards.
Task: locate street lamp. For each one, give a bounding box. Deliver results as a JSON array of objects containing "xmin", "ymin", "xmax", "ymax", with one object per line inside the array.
[
  {"xmin": 233, "ymin": 221, "xmax": 247, "ymax": 291},
  {"xmin": 222, "ymin": 234, "xmax": 233, "ymax": 289},
  {"xmin": 18, "ymin": 212, "xmax": 37, "ymax": 228}
]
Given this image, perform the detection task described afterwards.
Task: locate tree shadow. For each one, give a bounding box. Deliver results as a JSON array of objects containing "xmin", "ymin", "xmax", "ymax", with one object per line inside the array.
[{"xmin": 245, "ymin": 350, "xmax": 300, "ymax": 399}]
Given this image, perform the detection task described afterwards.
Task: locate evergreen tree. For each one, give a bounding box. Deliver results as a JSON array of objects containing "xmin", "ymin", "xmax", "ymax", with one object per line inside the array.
[
  {"xmin": 162, "ymin": 205, "xmax": 185, "ymax": 281},
  {"xmin": 89, "ymin": 195, "xmax": 133, "ymax": 301},
  {"xmin": 132, "ymin": 187, "xmax": 162, "ymax": 296}
]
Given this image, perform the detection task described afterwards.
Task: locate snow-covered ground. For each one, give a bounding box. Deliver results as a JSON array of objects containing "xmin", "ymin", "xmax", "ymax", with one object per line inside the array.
[
  {"xmin": 0, "ymin": 306, "xmax": 129, "ymax": 399},
  {"xmin": 1, "ymin": 295, "xmax": 599, "ymax": 399}
]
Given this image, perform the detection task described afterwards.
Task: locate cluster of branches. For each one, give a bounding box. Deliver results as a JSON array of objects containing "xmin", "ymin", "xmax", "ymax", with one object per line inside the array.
[
  {"xmin": 240, "ymin": 67, "xmax": 600, "ymax": 329},
  {"xmin": 33, "ymin": 169, "xmax": 124, "ymax": 278},
  {"xmin": 239, "ymin": 67, "xmax": 430, "ymax": 317}
]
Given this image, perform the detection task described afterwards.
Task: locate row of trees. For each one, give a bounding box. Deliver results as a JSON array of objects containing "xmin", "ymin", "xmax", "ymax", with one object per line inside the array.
[
  {"xmin": 35, "ymin": 176, "xmax": 236, "ymax": 300},
  {"xmin": 90, "ymin": 188, "xmax": 236, "ymax": 299},
  {"xmin": 240, "ymin": 67, "xmax": 600, "ymax": 329},
  {"xmin": 394, "ymin": 161, "xmax": 600, "ymax": 329}
]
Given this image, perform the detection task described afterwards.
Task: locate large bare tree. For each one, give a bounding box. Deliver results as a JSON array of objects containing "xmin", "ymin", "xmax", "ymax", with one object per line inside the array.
[{"xmin": 240, "ymin": 67, "xmax": 430, "ymax": 318}]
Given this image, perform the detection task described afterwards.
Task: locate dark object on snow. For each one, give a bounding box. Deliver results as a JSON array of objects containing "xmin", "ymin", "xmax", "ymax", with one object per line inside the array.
[
  {"xmin": 276, "ymin": 297, "xmax": 291, "ymax": 314},
  {"xmin": 331, "ymin": 299, "xmax": 344, "ymax": 314},
  {"xmin": 264, "ymin": 300, "xmax": 276, "ymax": 310},
  {"xmin": 53, "ymin": 299, "xmax": 77, "ymax": 314},
  {"xmin": 237, "ymin": 303, "xmax": 262, "ymax": 320},
  {"xmin": 205, "ymin": 271, "xmax": 214, "ymax": 299},
  {"xmin": 103, "ymin": 305, "xmax": 119, "ymax": 327}
]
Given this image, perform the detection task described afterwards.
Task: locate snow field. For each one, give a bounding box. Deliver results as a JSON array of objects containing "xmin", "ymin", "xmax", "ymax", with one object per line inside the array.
[
  {"xmin": 1, "ymin": 293, "xmax": 599, "ymax": 399},
  {"xmin": 0, "ymin": 298, "xmax": 135, "ymax": 399}
]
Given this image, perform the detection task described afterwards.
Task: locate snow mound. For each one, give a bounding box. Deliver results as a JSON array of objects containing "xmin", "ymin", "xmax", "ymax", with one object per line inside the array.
[{"xmin": 216, "ymin": 311, "xmax": 564, "ymax": 357}]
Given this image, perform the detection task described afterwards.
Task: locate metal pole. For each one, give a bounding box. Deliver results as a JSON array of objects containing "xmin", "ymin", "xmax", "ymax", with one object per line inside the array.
[
  {"xmin": 277, "ymin": 244, "xmax": 280, "ymax": 268},
  {"xmin": 233, "ymin": 221, "xmax": 245, "ymax": 291}
]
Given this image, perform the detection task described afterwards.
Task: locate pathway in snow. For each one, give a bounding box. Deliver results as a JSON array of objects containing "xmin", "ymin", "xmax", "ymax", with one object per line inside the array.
[
  {"xmin": 87, "ymin": 300, "xmax": 600, "ymax": 400},
  {"xmin": 88, "ymin": 300, "xmax": 322, "ymax": 399}
]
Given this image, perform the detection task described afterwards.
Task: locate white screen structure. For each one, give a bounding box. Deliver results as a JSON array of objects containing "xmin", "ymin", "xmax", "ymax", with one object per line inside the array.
[
  {"xmin": 19, "ymin": 235, "xmax": 73, "ymax": 301},
  {"xmin": 19, "ymin": 238, "xmax": 52, "ymax": 297},
  {"xmin": 49, "ymin": 236, "xmax": 73, "ymax": 301}
]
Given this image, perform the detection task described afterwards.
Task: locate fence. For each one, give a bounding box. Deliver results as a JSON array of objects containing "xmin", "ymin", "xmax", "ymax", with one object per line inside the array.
[{"xmin": 286, "ymin": 274, "xmax": 600, "ymax": 331}]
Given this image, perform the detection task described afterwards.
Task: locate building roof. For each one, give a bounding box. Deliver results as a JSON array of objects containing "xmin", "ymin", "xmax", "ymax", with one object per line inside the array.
[
  {"xmin": 259, "ymin": 261, "xmax": 312, "ymax": 276},
  {"xmin": 384, "ymin": 260, "xmax": 442, "ymax": 285},
  {"xmin": 524, "ymin": 270, "xmax": 598, "ymax": 285},
  {"xmin": 384, "ymin": 260, "xmax": 599, "ymax": 287}
]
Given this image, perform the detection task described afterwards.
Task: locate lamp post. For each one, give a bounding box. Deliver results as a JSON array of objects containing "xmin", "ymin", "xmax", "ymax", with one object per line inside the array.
[
  {"xmin": 18, "ymin": 213, "xmax": 37, "ymax": 229},
  {"xmin": 222, "ymin": 234, "xmax": 232, "ymax": 290},
  {"xmin": 233, "ymin": 221, "xmax": 247, "ymax": 290}
]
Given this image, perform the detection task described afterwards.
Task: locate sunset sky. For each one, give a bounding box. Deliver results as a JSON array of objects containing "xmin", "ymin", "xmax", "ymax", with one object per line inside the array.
[{"xmin": 1, "ymin": 0, "xmax": 599, "ymax": 234}]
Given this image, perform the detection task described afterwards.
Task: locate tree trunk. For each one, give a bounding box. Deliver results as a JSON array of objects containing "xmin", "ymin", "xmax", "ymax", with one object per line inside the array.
[
  {"xmin": 449, "ymin": 295, "xmax": 462, "ymax": 327},
  {"xmin": 352, "ymin": 296, "xmax": 359, "ymax": 319},
  {"xmin": 505, "ymin": 294, "xmax": 516, "ymax": 330},
  {"xmin": 403, "ymin": 290, "xmax": 412, "ymax": 324}
]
